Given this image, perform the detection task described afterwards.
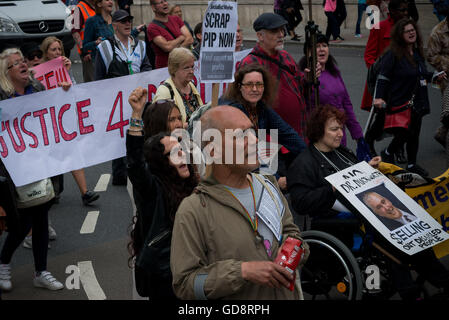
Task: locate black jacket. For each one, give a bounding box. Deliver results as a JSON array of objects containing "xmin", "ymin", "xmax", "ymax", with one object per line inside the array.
[
  {"xmin": 0, "ymin": 160, "xmax": 19, "ymax": 233},
  {"xmin": 376, "ymin": 50, "xmax": 433, "ymax": 117},
  {"xmin": 126, "ymin": 133, "xmax": 173, "ymax": 297},
  {"xmin": 287, "ymin": 144, "xmax": 358, "ymax": 218}
]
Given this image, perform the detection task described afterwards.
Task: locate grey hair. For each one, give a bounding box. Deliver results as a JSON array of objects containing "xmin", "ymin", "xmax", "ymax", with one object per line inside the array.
[
  {"xmin": 362, "ymin": 191, "xmax": 377, "ymax": 208},
  {"xmin": 0, "ymin": 48, "xmax": 29, "ymax": 97},
  {"xmin": 167, "ymin": 47, "xmax": 195, "ymax": 77}
]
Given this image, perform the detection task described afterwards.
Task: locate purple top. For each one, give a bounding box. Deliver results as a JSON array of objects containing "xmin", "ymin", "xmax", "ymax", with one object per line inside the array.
[
  {"xmin": 318, "ymin": 69, "xmax": 364, "ymax": 146},
  {"xmin": 274, "ymin": 0, "xmax": 282, "ymax": 10}
]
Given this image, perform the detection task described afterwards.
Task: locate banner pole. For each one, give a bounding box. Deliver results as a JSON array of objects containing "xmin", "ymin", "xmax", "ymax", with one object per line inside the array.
[{"xmin": 211, "ymin": 83, "xmax": 219, "ymax": 107}]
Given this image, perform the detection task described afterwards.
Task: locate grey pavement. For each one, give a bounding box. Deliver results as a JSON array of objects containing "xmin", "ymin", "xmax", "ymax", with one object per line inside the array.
[{"xmin": 1, "ymin": 38, "xmax": 448, "ymax": 301}]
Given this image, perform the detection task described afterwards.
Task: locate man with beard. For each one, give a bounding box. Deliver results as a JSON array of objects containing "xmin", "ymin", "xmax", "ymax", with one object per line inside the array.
[{"xmin": 239, "ymin": 13, "xmax": 319, "ymax": 140}]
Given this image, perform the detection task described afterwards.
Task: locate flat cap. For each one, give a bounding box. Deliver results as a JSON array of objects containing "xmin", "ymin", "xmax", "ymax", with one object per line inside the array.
[
  {"xmin": 112, "ymin": 9, "xmax": 134, "ymax": 22},
  {"xmin": 253, "ymin": 13, "xmax": 287, "ymax": 32}
]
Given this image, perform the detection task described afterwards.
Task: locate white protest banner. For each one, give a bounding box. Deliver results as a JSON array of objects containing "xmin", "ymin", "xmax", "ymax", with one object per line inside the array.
[
  {"xmin": 200, "ymin": 0, "xmax": 238, "ymax": 83},
  {"xmin": 32, "ymin": 57, "xmax": 73, "ymax": 90},
  {"xmin": 0, "ymin": 49, "xmax": 251, "ymax": 187},
  {"xmin": 325, "ymin": 162, "xmax": 449, "ymax": 255}
]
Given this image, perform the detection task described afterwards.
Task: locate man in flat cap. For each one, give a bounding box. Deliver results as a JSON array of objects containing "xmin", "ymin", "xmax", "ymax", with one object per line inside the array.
[{"xmin": 239, "ymin": 12, "xmax": 319, "ymax": 140}]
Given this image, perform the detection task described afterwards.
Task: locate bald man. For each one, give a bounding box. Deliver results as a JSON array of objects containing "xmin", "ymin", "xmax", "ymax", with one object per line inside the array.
[
  {"xmin": 170, "ymin": 106, "xmax": 309, "ymax": 300},
  {"xmin": 363, "ymin": 191, "xmax": 416, "ymax": 231}
]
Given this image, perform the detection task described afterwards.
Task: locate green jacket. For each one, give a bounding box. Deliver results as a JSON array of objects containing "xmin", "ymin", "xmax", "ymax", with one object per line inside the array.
[{"xmin": 170, "ymin": 173, "xmax": 306, "ymax": 300}]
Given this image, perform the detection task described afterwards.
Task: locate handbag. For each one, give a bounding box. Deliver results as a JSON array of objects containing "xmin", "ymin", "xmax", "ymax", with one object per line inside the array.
[
  {"xmin": 383, "ymin": 99, "xmax": 413, "ymax": 131},
  {"xmin": 15, "ymin": 178, "xmax": 55, "ymax": 209}
]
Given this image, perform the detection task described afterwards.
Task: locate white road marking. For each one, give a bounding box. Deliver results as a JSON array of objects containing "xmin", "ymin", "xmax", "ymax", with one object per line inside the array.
[
  {"xmin": 80, "ymin": 211, "xmax": 100, "ymax": 234},
  {"xmin": 78, "ymin": 261, "xmax": 106, "ymax": 300},
  {"xmin": 94, "ymin": 174, "xmax": 111, "ymax": 192}
]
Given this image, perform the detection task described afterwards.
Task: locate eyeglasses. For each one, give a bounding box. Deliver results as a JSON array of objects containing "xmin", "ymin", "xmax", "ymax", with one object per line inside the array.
[
  {"xmin": 7, "ymin": 59, "xmax": 26, "ymax": 70},
  {"xmin": 241, "ymin": 82, "xmax": 264, "ymax": 89},
  {"xmin": 182, "ymin": 66, "xmax": 195, "ymax": 71},
  {"xmin": 26, "ymin": 52, "xmax": 42, "ymax": 60}
]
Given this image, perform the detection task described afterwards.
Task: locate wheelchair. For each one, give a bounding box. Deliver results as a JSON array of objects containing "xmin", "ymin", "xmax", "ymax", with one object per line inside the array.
[{"xmin": 298, "ymin": 214, "xmax": 430, "ymax": 300}]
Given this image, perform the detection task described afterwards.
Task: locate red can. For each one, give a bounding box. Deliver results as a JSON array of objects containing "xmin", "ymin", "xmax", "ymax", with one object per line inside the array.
[{"xmin": 274, "ymin": 237, "xmax": 305, "ymax": 291}]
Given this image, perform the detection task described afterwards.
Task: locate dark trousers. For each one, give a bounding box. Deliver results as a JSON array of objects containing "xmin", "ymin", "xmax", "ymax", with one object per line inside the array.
[
  {"xmin": 386, "ymin": 112, "xmax": 422, "ymax": 165},
  {"xmin": 0, "ymin": 201, "xmax": 51, "ymax": 272},
  {"xmin": 325, "ymin": 11, "xmax": 340, "ymax": 40},
  {"xmin": 355, "ymin": 3, "xmax": 367, "ymax": 35},
  {"xmin": 391, "ymin": 250, "xmax": 449, "ymax": 299},
  {"xmin": 112, "ymin": 156, "xmax": 127, "ymax": 181}
]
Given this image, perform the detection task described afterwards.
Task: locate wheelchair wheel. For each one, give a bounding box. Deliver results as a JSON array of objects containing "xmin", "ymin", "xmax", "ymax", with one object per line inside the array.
[{"xmin": 300, "ymin": 230, "xmax": 364, "ymax": 300}]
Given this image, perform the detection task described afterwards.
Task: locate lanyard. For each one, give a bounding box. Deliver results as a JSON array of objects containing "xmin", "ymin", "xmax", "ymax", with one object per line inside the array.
[
  {"xmin": 116, "ymin": 36, "xmax": 134, "ymax": 75},
  {"xmin": 225, "ymin": 179, "xmax": 258, "ymax": 232}
]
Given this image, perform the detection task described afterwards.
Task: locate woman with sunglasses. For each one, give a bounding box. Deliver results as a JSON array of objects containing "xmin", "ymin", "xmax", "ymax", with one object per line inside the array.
[
  {"xmin": 153, "ymin": 48, "xmax": 203, "ymax": 126},
  {"xmin": 0, "ymin": 48, "xmax": 64, "ymax": 292},
  {"xmin": 126, "ymin": 86, "xmax": 198, "ymax": 300},
  {"xmin": 20, "ymin": 42, "xmax": 43, "ymax": 68},
  {"xmin": 221, "ymin": 63, "xmax": 306, "ymax": 191}
]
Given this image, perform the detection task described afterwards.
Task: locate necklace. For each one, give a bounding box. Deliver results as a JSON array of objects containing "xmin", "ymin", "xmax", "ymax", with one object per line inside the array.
[
  {"xmin": 224, "ymin": 179, "xmax": 258, "ymax": 233},
  {"xmin": 313, "ymin": 144, "xmax": 355, "ymax": 172}
]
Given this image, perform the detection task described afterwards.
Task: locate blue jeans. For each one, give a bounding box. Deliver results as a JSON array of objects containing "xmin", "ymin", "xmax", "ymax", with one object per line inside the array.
[{"xmin": 355, "ymin": 3, "xmax": 367, "ymax": 35}]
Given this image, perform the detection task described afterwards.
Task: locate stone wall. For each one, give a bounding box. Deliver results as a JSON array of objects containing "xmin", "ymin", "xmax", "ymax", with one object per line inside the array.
[{"xmin": 131, "ymin": 1, "xmax": 438, "ymax": 36}]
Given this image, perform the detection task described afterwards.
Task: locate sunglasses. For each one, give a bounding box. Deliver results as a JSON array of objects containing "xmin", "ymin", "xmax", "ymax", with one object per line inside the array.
[
  {"xmin": 27, "ymin": 52, "xmax": 43, "ymax": 60},
  {"xmin": 118, "ymin": 18, "xmax": 133, "ymax": 24}
]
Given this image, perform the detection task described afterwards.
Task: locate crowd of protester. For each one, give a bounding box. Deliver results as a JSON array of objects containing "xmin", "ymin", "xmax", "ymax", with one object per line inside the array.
[{"xmin": 1, "ymin": 0, "xmax": 449, "ymax": 301}]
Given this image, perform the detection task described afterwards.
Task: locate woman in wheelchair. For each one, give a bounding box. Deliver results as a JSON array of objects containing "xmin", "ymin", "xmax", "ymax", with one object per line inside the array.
[{"xmin": 287, "ymin": 105, "xmax": 449, "ymax": 300}]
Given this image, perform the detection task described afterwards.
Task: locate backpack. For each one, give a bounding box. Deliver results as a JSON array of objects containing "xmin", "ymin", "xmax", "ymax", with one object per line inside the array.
[
  {"xmin": 366, "ymin": 54, "xmax": 391, "ymax": 99},
  {"xmin": 144, "ymin": 28, "xmax": 156, "ymax": 69},
  {"xmin": 145, "ymin": 19, "xmax": 178, "ymax": 69}
]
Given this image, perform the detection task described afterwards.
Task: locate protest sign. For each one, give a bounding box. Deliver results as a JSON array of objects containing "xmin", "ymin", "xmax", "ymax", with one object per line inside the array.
[
  {"xmin": 0, "ymin": 50, "xmax": 250, "ymax": 187},
  {"xmin": 32, "ymin": 57, "xmax": 73, "ymax": 90},
  {"xmin": 325, "ymin": 161, "xmax": 449, "ymax": 255},
  {"xmin": 200, "ymin": 1, "xmax": 238, "ymax": 83}
]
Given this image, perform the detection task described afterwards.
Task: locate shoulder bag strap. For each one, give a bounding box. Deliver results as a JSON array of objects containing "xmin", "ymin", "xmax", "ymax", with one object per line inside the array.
[
  {"xmin": 249, "ymin": 51, "xmax": 298, "ymax": 80},
  {"xmin": 162, "ymin": 82, "xmax": 175, "ymax": 99},
  {"xmin": 152, "ymin": 19, "xmax": 177, "ymax": 39}
]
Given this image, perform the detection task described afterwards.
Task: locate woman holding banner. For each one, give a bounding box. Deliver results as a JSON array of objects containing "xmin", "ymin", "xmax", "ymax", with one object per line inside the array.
[
  {"xmin": 287, "ymin": 105, "xmax": 449, "ymax": 300},
  {"xmin": 0, "ymin": 48, "xmax": 64, "ymax": 292},
  {"xmin": 40, "ymin": 36, "xmax": 99, "ymax": 207},
  {"xmin": 126, "ymin": 86, "xmax": 198, "ymax": 299},
  {"xmin": 20, "ymin": 36, "xmax": 99, "ymax": 250},
  {"xmin": 153, "ymin": 48, "xmax": 203, "ymax": 124}
]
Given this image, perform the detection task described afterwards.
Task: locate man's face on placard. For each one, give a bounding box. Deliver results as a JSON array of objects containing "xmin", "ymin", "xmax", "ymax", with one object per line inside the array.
[{"xmin": 364, "ymin": 192, "xmax": 403, "ymax": 220}]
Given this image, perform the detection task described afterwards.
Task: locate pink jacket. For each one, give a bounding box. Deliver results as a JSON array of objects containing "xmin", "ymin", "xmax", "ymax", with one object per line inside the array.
[{"xmin": 324, "ymin": 0, "xmax": 337, "ymax": 12}]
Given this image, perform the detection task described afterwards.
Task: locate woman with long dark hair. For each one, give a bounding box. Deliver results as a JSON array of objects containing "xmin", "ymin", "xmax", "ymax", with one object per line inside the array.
[
  {"xmin": 299, "ymin": 33, "xmax": 364, "ymax": 147},
  {"xmin": 373, "ymin": 18, "xmax": 446, "ymax": 177},
  {"xmin": 126, "ymin": 86, "xmax": 198, "ymax": 300}
]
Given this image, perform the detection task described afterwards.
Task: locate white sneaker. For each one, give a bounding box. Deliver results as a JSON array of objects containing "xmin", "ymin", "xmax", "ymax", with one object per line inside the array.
[
  {"xmin": 22, "ymin": 235, "xmax": 51, "ymax": 249},
  {"xmin": 33, "ymin": 271, "xmax": 64, "ymax": 290},
  {"xmin": 48, "ymin": 224, "xmax": 57, "ymax": 241},
  {"xmin": 0, "ymin": 263, "xmax": 12, "ymax": 291},
  {"xmin": 23, "ymin": 235, "xmax": 32, "ymax": 249}
]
